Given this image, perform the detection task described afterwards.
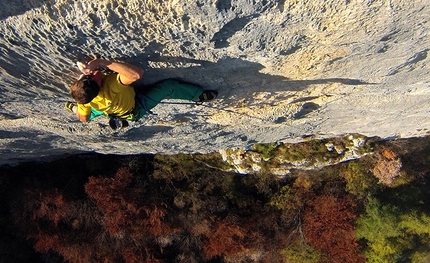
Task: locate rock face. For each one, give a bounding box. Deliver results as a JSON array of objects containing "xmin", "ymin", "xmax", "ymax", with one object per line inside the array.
[
  {"xmin": 219, "ymin": 134, "xmax": 375, "ymax": 176},
  {"xmin": 0, "ymin": 0, "xmax": 429, "ymax": 165}
]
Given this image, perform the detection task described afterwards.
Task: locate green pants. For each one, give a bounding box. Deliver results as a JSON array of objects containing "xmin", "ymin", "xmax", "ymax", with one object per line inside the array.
[{"xmin": 132, "ymin": 79, "xmax": 203, "ymax": 121}]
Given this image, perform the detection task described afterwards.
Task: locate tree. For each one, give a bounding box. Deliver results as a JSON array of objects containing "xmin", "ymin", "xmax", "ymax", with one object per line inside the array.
[
  {"xmin": 303, "ymin": 193, "xmax": 364, "ymax": 263},
  {"xmin": 281, "ymin": 239, "xmax": 322, "ymax": 263},
  {"xmin": 355, "ymin": 197, "xmax": 430, "ymax": 263},
  {"xmin": 202, "ymin": 221, "xmax": 247, "ymax": 259},
  {"xmin": 15, "ymin": 167, "xmax": 169, "ymax": 263}
]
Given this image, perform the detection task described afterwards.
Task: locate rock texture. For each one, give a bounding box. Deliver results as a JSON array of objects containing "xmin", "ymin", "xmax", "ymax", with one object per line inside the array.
[
  {"xmin": 0, "ymin": 0, "xmax": 429, "ymax": 165},
  {"xmin": 220, "ymin": 134, "xmax": 375, "ymax": 175}
]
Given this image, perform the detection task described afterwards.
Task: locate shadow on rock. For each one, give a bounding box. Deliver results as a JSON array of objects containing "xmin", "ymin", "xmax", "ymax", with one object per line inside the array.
[
  {"xmin": 129, "ymin": 54, "xmax": 373, "ymax": 107},
  {"xmin": 0, "ymin": 0, "xmax": 55, "ymax": 20},
  {"xmin": 122, "ymin": 125, "xmax": 174, "ymax": 139},
  {"xmin": 293, "ymin": 102, "xmax": 321, "ymax": 119}
]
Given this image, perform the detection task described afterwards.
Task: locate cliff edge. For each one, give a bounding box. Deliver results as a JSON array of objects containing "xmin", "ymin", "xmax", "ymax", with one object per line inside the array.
[{"xmin": 0, "ymin": 0, "xmax": 429, "ymax": 165}]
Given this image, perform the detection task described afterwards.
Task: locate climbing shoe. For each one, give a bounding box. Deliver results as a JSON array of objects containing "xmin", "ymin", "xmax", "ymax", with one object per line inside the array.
[
  {"xmin": 65, "ymin": 101, "xmax": 76, "ymax": 113},
  {"xmin": 196, "ymin": 90, "xmax": 218, "ymax": 104},
  {"xmin": 109, "ymin": 117, "xmax": 129, "ymax": 131}
]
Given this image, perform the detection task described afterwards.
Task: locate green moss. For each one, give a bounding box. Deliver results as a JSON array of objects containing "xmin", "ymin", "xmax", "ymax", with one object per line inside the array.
[
  {"xmin": 251, "ymin": 142, "xmax": 278, "ymax": 159},
  {"xmin": 278, "ymin": 144, "xmax": 307, "ymax": 162},
  {"xmin": 194, "ymin": 152, "xmax": 234, "ymax": 171},
  {"xmin": 273, "ymin": 139, "xmax": 342, "ymax": 164}
]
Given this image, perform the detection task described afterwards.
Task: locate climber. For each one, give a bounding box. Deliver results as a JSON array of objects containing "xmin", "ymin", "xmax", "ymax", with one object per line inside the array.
[{"xmin": 65, "ymin": 58, "xmax": 217, "ymax": 128}]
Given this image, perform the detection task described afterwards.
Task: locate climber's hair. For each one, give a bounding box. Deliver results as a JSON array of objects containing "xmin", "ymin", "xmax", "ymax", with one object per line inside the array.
[{"xmin": 70, "ymin": 75, "xmax": 99, "ymax": 104}]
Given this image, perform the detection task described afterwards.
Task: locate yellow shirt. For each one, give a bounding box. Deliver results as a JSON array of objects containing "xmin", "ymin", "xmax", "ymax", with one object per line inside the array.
[{"xmin": 77, "ymin": 74, "xmax": 136, "ymax": 117}]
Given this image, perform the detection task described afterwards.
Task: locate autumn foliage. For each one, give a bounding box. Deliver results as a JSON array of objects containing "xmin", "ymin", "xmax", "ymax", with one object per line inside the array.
[
  {"xmin": 5, "ymin": 136, "xmax": 430, "ymax": 262},
  {"xmin": 6, "ymin": 150, "xmax": 373, "ymax": 263},
  {"xmin": 84, "ymin": 167, "xmax": 168, "ymax": 237},
  {"xmin": 15, "ymin": 167, "xmax": 169, "ymax": 263},
  {"xmin": 372, "ymin": 147, "xmax": 402, "ymax": 186},
  {"xmin": 12, "ymin": 141, "xmax": 430, "ymax": 263},
  {"xmin": 303, "ymin": 193, "xmax": 364, "ymax": 263},
  {"xmin": 203, "ymin": 221, "xmax": 247, "ymax": 259}
]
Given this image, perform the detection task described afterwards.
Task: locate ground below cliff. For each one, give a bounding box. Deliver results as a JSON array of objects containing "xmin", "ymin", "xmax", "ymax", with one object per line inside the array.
[{"xmin": 0, "ymin": 0, "xmax": 429, "ymax": 165}]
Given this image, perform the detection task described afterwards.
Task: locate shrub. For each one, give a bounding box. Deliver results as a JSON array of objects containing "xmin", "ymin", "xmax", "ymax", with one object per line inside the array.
[
  {"xmin": 269, "ymin": 185, "xmax": 302, "ymax": 211},
  {"xmin": 85, "ymin": 167, "xmax": 141, "ymax": 236},
  {"xmin": 85, "ymin": 167, "xmax": 171, "ymax": 238},
  {"xmin": 342, "ymin": 160, "xmax": 378, "ymax": 198},
  {"xmin": 355, "ymin": 198, "xmax": 405, "ymax": 262},
  {"xmin": 355, "ymin": 196, "xmax": 430, "ymax": 263},
  {"xmin": 16, "ymin": 167, "xmax": 171, "ymax": 263},
  {"xmin": 372, "ymin": 154, "xmax": 402, "ymax": 186}
]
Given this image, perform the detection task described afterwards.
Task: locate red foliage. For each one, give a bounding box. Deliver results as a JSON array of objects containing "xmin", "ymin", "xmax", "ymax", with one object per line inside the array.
[
  {"xmin": 303, "ymin": 194, "xmax": 364, "ymax": 263},
  {"xmin": 85, "ymin": 167, "xmax": 168, "ymax": 237},
  {"xmin": 20, "ymin": 189, "xmax": 96, "ymax": 262},
  {"xmin": 85, "ymin": 167, "xmax": 135, "ymax": 235},
  {"xmin": 143, "ymin": 206, "xmax": 167, "ymax": 236},
  {"xmin": 30, "ymin": 189, "xmax": 67, "ymax": 226},
  {"xmin": 33, "ymin": 233, "xmax": 60, "ymax": 253},
  {"xmin": 203, "ymin": 221, "xmax": 247, "ymax": 259},
  {"xmin": 16, "ymin": 167, "xmax": 171, "ymax": 263},
  {"xmin": 122, "ymin": 247, "xmax": 165, "ymax": 263}
]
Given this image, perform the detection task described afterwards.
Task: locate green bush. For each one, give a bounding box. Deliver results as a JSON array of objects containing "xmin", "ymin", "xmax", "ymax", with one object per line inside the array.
[
  {"xmin": 281, "ymin": 239, "xmax": 322, "ymax": 263},
  {"xmin": 269, "ymin": 185, "xmax": 302, "ymax": 211},
  {"xmin": 355, "ymin": 197, "xmax": 430, "ymax": 263},
  {"xmin": 343, "ymin": 160, "xmax": 378, "ymax": 198}
]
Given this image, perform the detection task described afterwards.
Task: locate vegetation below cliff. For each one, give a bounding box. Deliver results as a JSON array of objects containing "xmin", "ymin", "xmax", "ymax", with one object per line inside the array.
[{"xmin": 1, "ymin": 135, "xmax": 430, "ymax": 263}]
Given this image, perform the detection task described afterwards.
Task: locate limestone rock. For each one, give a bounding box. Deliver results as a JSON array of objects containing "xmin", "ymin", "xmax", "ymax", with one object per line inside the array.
[{"xmin": 0, "ymin": 0, "xmax": 429, "ymax": 165}]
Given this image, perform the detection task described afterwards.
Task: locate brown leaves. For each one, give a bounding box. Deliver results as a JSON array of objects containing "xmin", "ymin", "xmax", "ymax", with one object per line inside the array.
[
  {"xmin": 303, "ymin": 194, "xmax": 364, "ymax": 263},
  {"xmin": 85, "ymin": 167, "xmax": 139, "ymax": 236},
  {"xmin": 17, "ymin": 167, "xmax": 171, "ymax": 263},
  {"xmin": 30, "ymin": 189, "xmax": 66, "ymax": 226},
  {"xmin": 203, "ymin": 222, "xmax": 247, "ymax": 259}
]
